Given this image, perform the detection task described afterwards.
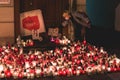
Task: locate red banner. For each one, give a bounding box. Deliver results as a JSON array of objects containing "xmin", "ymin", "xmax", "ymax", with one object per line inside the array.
[{"xmin": 22, "ymin": 16, "xmax": 40, "ymax": 31}]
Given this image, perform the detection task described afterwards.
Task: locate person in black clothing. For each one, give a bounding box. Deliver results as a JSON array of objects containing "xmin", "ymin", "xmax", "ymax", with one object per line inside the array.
[
  {"xmin": 62, "ymin": 10, "xmax": 91, "ymax": 41},
  {"xmin": 71, "ymin": 11, "xmax": 91, "ymax": 41}
]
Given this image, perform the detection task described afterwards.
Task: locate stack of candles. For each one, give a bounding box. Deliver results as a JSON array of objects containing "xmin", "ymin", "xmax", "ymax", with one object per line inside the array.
[{"xmin": 0, "ymin": 39, "xmax": 120, "ymax": 79}]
